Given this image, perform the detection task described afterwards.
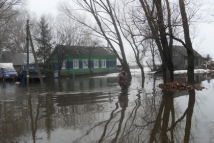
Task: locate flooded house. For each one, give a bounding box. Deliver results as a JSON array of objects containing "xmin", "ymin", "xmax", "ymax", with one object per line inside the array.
[
  {"xmin": 172, "ymin": 45, "xmax": 206, "ymax": 70},
  {"xmin": 47, "ymin": 45, "xmax": 117, "ymax": 77}
]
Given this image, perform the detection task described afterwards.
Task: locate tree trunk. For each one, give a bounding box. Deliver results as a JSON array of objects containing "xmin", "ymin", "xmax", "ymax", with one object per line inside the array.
[
  {"xmin": 152, "ymin": 56, "xmax": 156, "ymax": 71},
  {"xmin": 184, "ymin": 90, "xmax": 195, "ymax": 143},
  {"xmin": 137, "ymin": 61, "xmax": 145, "ymax": 88},
  {"xmin": 179, "ymin": 0, "xmax": 195, "ymax": 84},
  {"xmin": 154, "ymin": 0, "xmax": 174, "ymax": 82},
  {"xmin": 122, "ymin": 63, "xmax": 132, "ymax": 83},
  {"xmin": 139, "ymin": 1, "xmax": 174, "ymax": 83}
]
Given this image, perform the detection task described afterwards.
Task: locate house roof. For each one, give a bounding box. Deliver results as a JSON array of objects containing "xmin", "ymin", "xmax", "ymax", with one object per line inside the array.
[
  {"xmin": 2, "ymin": 52, "xmax": 35, "ymax": 65},
  {"xmin": 173, "ymin": 45, "xmax": 202, "ymax": 57},
  {"xmin": 47, "ymin": 45, "xmax": 115, "ymax": 62},
  {"xmin": 54, "ymin": 45, "xmax": 115, "ymax": 56}
]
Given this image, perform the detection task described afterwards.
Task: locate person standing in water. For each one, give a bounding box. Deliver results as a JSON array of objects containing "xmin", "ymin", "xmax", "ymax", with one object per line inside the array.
[{"xmin": 117, "ymin": 67, "xmax": 129, "ymax": 90}]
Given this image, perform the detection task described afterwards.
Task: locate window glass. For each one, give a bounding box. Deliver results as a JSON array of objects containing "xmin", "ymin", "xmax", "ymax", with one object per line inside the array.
[
  {"xmin": 101, "ymin": 60, "xmax": 106, "ymax": 68},
  {"xmin": 73, "ymin": 60, "xmax": 79, "ymax": 69},
  {"xmin": 62, "ymin": 60, "xmax": 66, "ymax": 69},
  {"xmin": 94, "ymin": 60, "xmax": 98, "ymax": 68},
  {"xmin": 82, "ymin": 59, "xmax": 88, "ymax": 68}
]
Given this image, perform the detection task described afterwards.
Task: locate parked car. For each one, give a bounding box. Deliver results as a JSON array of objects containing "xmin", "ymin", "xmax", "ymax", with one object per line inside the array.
[{"xmin": 0, "ymin": 63, "xmax": 18, "ymax": 81}]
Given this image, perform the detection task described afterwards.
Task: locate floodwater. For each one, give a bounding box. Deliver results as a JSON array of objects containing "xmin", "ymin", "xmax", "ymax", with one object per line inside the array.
[{"xmin": 0, "ymin": 71, "xmax": 214, "ymax": 143}]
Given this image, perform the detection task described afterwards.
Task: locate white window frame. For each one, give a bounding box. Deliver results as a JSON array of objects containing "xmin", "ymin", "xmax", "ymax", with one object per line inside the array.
[
  {"xmin": 82, "ymin": 59, "xmax": 88, "ymax": 68},
  {"xmin": 73, "ymin": 60, "xmax": 79, "ymax": 69},
  {"xmin": 185, "ymin": 59, "xmax": 187, "ymax": 66},
  {"xmin": 94, "ymin": 59, "xmax": 98, "ymax": 68},
  {"xmin": 62, "ymin": 60, "xmax": 66, "ymax": 69},
  {"xmin": 101, "ymin": 60, "xmax": 106, "ymax": 68}
]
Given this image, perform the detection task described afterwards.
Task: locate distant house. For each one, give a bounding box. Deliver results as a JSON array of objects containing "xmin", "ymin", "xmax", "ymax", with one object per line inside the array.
[
  {"xmin": 46, "ymin": 45, "xmax": 117, "ymax": 76},
  {"xmin": 172, "ymin": 46, "xmax": 206, "ymax": 70},
  {"xmin": 1, "ymin": 52, "xmax": 35, "ymax": 73}
]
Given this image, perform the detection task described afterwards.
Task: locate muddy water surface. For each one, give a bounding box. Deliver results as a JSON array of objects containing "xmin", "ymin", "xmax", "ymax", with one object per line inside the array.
[{"xmin": 0, "ymin": 72, "xmax": 213, "ymax": 143}]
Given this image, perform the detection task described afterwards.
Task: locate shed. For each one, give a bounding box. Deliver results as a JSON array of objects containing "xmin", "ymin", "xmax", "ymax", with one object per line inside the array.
[{"xmin": 1, "ymin": 52, "xmax": 35, "ymax": 72}]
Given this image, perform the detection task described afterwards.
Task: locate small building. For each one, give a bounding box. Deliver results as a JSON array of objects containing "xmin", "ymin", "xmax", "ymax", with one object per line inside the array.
[
  {"xmin": 1, "ymin": 52, "xmax": 35, "ymax": 73},
  {"xmin": 47, "ymin": 45, "xmax": 117, "ymax": 76},
  {"xmin": 172, "ymin": 46, "xmax": 206, "ymax": 70}
]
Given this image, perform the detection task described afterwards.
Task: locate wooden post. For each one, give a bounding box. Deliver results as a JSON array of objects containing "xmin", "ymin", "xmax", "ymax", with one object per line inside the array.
[
  {"xmin": 28, "ymin": 23, "xmax": 45, "ymax": 87},
  {"xmin": 26, "ymin": 20, "xmax": 30, "ymax": 91}
]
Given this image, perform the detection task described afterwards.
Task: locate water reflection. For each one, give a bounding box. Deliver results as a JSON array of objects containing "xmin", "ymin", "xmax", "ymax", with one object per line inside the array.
[
  {"xmin": 118, "ymin": 91, "xmax": 129, "ymax": 110},
  {"xmin": 0, "ymin": 74, "xmax": 213, "ymax": 142},
  {"xmin": 45, "ymin": 76, "xmax": 118, "ymax": 92},
  {"xmin": 149, "ymin": 90, "xmax": 195, "ymax": 143}
]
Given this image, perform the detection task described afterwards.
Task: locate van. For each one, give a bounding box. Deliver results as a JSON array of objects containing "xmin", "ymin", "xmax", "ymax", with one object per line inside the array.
[{"xmin": 0, "ymin": 63, "xmax": 18, "ymax": 81}]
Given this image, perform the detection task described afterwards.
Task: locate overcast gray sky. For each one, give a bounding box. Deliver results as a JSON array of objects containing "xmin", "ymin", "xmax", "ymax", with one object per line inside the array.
[{"xmin": 28, "ymin": 0, "xmax": 214, "ymax": 58}]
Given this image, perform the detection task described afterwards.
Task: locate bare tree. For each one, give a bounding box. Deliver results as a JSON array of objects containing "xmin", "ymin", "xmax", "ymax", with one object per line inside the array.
[
  {"xmin": 59, "ymin": 0, "xmax": 132, "ymax": 81},
  {"xmin": 178, "ymin": 0, "xmax": 195, "ymax": 84},
  {"xmin": 144, "ymin": 0, "xmax": 174, "ymax": 81},
  {"xmin": 0, "ymin": 0, "xmax": 25, "ymax": 27},
  {"xmin": 138, "ymin": 0, "xmax": 203, "ymax": 83},
  {"xmin": 1, "ymin": 8, "xmax": 28, "ymax": 52},
  {"xmin": 53, "ymin": 14, "xmax": 104, "ymax": 77},
  {"xmin": 146, "ymin": 39, "xmax": 160, "ymax": 71},
  {"xmin": 77, "ymin": 35, "xmax": 104, "ymax": 75},
  {"xmin": 0, "ymin": 0, "xmax": 26, "ymax": 52},
  {"xmin": 112, "ymin": 0, "xmax": 148, "ymax": 87}
]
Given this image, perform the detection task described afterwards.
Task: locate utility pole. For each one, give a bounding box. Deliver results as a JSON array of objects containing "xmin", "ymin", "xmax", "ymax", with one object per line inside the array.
[
  {"xmin": 26, "ymin": 20, "xmax": 30, "ymax": 91},
  {"xmin": 29, "ymin": 27, "xmax": 45, "ymax": 87}
]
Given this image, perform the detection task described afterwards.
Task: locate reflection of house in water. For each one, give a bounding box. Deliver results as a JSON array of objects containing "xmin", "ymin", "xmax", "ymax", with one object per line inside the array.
[
  {"xmin": 173, "ymin": 90, "xmax": 189, "ymax": 98},
  {"xmin": 37, "ymin": 75, "xmax": 119, "ymax": 127},
  {"xmin": 0, "ymin": 98, "xmax": 33, "ymax": 142},
  {"xmin": 174, "ymin": 74, "xmax": 209, "ymax": 84},
  {"xmin": 169, "ymin": 74, "xmax": 213, "ymax": 98},
  {"xmin": 35, "ymin": 76, "xmax": 120, "ymax": 128},
  {"xmin": 54, "ymin": 92, "xmax": 114, "ymax": 107},
  {"xmin": 199, "ymin": 72, "xmax": 214, "ymax": 84},
  {"xmin": 49, "ymin": 76, "xmax": 118, "ymax": 92},
  {"xmin": 149, "ymin": 74, "xmax": 212, "ymax": 99},
  {"xmin": 37, "ymin": 90, "xmax": 118, "ymax": 128}
]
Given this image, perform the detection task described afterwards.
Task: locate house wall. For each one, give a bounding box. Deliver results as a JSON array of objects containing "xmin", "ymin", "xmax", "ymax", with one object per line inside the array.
[
  {"xmin": 195, "ymin": 57, "xmax": 205, "ymax": 67},
  {"xmin": 172, "ymin": 50, "xmax": 187, "ymax": 70},
  {"xmin": 14, "ymin": 65, "xmax": 22, "ymax": 73},
  {"xmin": 173, "ymin": 50, "xmax": 205, "ymax": 70},
  {"xmin": 51, "ymin": 55, "xmax": 117, "ymax": 75}
]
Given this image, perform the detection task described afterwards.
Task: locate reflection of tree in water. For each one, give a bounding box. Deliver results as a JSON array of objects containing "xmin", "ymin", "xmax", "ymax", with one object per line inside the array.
[
  {"xmin": 40, "ymin": 94, "xmax": 55, "ymax": 140},
  {"xmin": 64, "ymin": 88, "xmax": 197, "ymax": 143},
  {"xmin": 104, "ymin": 89, "xmax": 196, "ymax": 143},
  {"xmin": 148, "ymin": 90, "xmax": 196, "ymax": 143},
  {"xmin": 208, "ymin": 121, "xmax": 214, "ymax": 142},
  {"xmin": 149, "ymin": 90, "xmax": 175, "ymax": 143},
  {"xmin": 72, "ymin": 91, "xmax": 129, "ymax": 143},
  {"xmin": 0, "ymin": 96, "xmax": 29, "ymax": 143},
  {"xmin": 111, "ymin": 91, "xmax": 129, "ymax": 143},
  {"xmin": 28, "ymin": 94, "xmax": 55, "ymax": 142},
  {"xmin": 47, "ymin": 76, "xmax": 197, "ymax": 143},
  {"xmin": 97, "ymin": 102, "xmax": 120, "ymax": 143},
  {"xmin": 29, "ymin": 94, "xmax": 39, "ymax": 143},
  {"xmin": 116, "ymin": 90, "xmax": 142, "ymax": 143},
  {"xmin": 71, "ymin": 89, "xmax": 147, "ymax": 143},
  {"xmin": 118, "ymin": 92, "xmax": 129, "ymax": 110}
]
